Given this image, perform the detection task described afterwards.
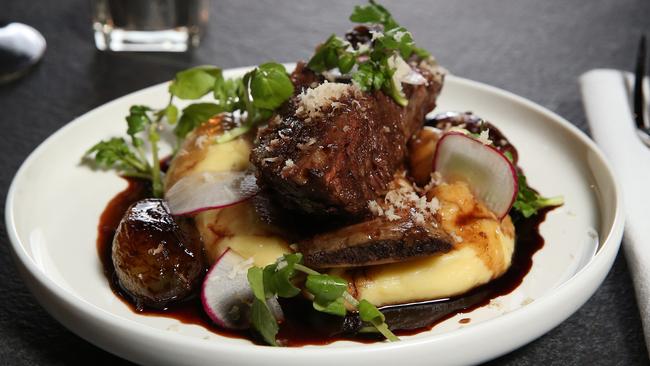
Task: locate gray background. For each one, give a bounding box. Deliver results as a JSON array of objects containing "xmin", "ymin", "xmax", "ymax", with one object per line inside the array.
[{"xmin": 1, "ymin": 0, "xmax": 649, "ymax": 364}]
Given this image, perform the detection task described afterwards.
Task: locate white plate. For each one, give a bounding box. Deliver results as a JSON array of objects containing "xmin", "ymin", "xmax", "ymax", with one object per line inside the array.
[{"xmin": 5, "ymin": 66, "xmax": 624, "ymax": 365}]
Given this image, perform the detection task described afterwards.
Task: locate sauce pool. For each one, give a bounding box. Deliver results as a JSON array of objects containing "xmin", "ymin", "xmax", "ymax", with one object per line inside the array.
[{"xmin": 97, "ymin": 177, "xmax": 551, "ymax": 346}]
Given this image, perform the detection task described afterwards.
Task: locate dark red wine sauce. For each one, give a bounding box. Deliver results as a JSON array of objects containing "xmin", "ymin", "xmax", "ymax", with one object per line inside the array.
[{"xmin": 97, "ymin": 177, "xmax": 551, "ymax": 346}]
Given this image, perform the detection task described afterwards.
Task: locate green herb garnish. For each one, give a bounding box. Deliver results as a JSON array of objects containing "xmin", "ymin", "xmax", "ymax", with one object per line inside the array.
[
  {"xmin": 169, "ymin": 63, "xmax": 294, "ymax": 142},
  {"xmin": 246, "ymin": 253, "xmax": 399, "ymax": 346},
  {"xmin": 83, "ymin": 63, "xmax": 293, "ymax": 193},
  {"xmin": 513, "ymin": 173, "xmax": 564, "ymax": 218},
  {"xmin": 502, "ymin": 151, "xmax": 563, "ymax": 217},
  {"xmin": 307, "ymin": 0, "xmax": 431, "ymax": 107},
  {"xmin": 84, "ymin": 102, "xmax": 172, "ymax": 197},
  {"xmin": 350, "ymin": 0, "xmax": 399, "ymax": 31}
]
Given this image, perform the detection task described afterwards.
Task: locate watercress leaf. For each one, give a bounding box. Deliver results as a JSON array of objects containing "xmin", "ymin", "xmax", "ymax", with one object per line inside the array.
[
  {"xmin": 313, "ymin": 297, "xmax": 346, "ymax": 317},
  {"xmin": 375, "ymin": 33, "xmax": 399, "ymax": 51},
  {"xmin": 358, "ymin": 299, "xmax": 385, "ymax": 324},
  {"xmin": 169, "ymin": 66, "xmax": 222, "ymax": 100},
  {"xmin": 257, "ymin": 62, "xmax": 287, "ymax": 74},
  {"xmin": 247, "ymin": 266, "xmax": 266, "ymax": 302},
  {"xmin": 282, "ymin": 253, "xmax": 304, "ymax": 265},
  {"xmin": 84, "ymin": 137, "xmax": 147, "ymax": 173},
  {"xmin": 250, "ymin": 298, "xmax": 279, "ymax": 346},
  {"xmin": 373, "ymin": 67, "xmax": 387, "ymax": 91},
  {"xmin": 338, "ymin": 54, "xmax": 356, "ymax": 74},
  {"xmin": 174, "ymin": 103, "xmax": 223, "ymax": 138},
  {"xmin": 262, "ymin": 264, "xmax": 278, "ymax": 298},
  {"xmin": 413, "ymin": 46, "xmax": 430, "ymax": 59},
  {"xmin": 307, "ymin": 35, "xmax": 345, "ymax": 72},
  {"xmin": 384, "ymin": 77, "xmax": 407, "ymax": 107},
  {"xmin": 250, "ymin": 63, "xmax": 294, "ymax": 110},
  {"xmin": 325, "ymin": 48, "xmax": 340, "ymax": 70},
  {"xmin": 352, "ymin": 63, "xmax": 375, "ymax": 91},
  {"xmin": 512, "ymin": 173, "xmax": 563, "ymax": 218},
  {"xmin": 165, "ymin": 105, "xmax": 178, "ymax": 125},
  {"xmin": 350, "ymin": 0, "xmax": 399, "ymax": 30},
  {"xmin": 213, "ymin": 76, "xmax": 242, "ymax": 112},
  {"xmin": 269, "ymin": 253, "xmax": 303, "ymax": 298},
  {"xmin": 125, "ymin": 106, "xmax": 149, "ymax": 137},
  {"xmin": 305, "ymin": 274, "xmax": 347, "ymax": 304}
]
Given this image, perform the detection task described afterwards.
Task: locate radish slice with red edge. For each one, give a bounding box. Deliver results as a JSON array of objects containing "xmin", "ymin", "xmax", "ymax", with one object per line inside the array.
[
  {"xmin": 166, "ymin": 170, "xmax": 259, "ymax": 216},
  {"xmin": 433, "ymin": 132, "xmax": 518, "ymax": 219},
  {"xmin": 201, "ymin": 248, "xmax": 283, "ymax": 330}
]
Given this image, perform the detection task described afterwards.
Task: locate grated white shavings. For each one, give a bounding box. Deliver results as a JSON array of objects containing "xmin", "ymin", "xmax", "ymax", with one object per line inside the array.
[
  {"xmin": 370, "ymin": 30, "xmax": 383, "ymax": 41},
  {"xmin": 295, "ymin": 82, "xmax": 356, "ymax": 119},
  {"xmin": 450, "ymin": 231, "xmax": 463, "ymax": 243},
  {"xmin": 357, "ymin": 43, "xmax": 371, "ymax": 54},
  {"xmin": 418, "ymin": 57, "xmax": 447, "ymax": 83},
  {"xmin": 412, "ymin": 211, "xmax": 425, "ymax": 224},
  {"xmin": 343, "ymin": 125, "xmax": 351, "ymax": 132},
  {"xmin": 331, "ymin": 101, "xmax": 343, "ymax": 109},
  {"xmin": 423, "ymin": 172, "xmax": 444, "ymax": 192},
  {"xmin": 385, "ymin": 207, "xmax": 401, "ymax": 221},
  {"xmin": 194, "ymin": 135, "xmax": 209, "ymax": 149},
  {"xmin": 284, "ymin": 159, "xmax": 295, "ymax": 168},
  {"xmin": 368, "ymin": 200, "xmax": 384, "ymax": 216},
  {"xmin": 228, "ymin": 257, "xmax": 255, "ymax": 279},
  {"xmin": 382, "ymin": 126, "xmax": 391, "ymax": 133},
  {"xmin": 380, "ymin": 185, "xmax": 440, "ymax": 222},
  {"xmin": 477, "ymin": 129, "xmax": 493, "ymax": 145}
]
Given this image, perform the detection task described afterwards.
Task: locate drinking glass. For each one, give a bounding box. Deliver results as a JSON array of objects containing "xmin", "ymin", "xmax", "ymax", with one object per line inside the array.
[{"xmin": 92, "ymin": 0, "xmax": 209, "ymax": 52}]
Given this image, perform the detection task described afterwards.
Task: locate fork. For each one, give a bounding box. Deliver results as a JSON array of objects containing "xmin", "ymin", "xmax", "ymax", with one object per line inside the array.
[{"xmin": 633, "ymin": 35, "xmax": 650, "ymax": 146}]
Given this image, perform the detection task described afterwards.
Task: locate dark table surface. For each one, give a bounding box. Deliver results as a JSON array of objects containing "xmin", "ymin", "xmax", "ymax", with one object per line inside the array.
[{"xmin": 1, "ymin": 0, "xmax": 649, "ymax": 364}]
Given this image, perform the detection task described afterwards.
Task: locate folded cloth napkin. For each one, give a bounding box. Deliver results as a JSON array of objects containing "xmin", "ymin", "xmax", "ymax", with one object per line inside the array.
[{"xmin": 580, "ymin": 69, "xmax": 650, "ymax": 351}]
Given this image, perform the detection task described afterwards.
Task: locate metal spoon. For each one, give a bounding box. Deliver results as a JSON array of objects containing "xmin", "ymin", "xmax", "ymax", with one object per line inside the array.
[{"xmin": 0, "ymin": 22, "xmax": 46, "ymax": 84}]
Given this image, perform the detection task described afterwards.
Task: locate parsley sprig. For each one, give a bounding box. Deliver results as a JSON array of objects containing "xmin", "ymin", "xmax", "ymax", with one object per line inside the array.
[
  {"xmin": 247, "ymin": 253, "xmax": 399, "ymax": 346},
  {"xmin": 83, "ymin": 63, "xmax": 293, "ymax": 196},
  {"xmin": 307, "ymin": 0, "xmax": 430, "ymax": 106}
]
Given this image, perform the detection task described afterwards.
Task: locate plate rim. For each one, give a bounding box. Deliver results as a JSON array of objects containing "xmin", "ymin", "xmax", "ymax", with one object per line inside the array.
[{"xmin": 4, "ymin": 66, "xmax": 625, "ymax": 363}]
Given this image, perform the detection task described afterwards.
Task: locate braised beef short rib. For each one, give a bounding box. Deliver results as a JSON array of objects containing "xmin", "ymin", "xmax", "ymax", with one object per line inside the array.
[{"xmin": 251, "ymin": 62, "xmax": 444, "ymax": 219}]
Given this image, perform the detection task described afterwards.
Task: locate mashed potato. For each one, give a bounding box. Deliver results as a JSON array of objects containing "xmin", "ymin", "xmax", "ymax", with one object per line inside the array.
[
  {"xmin": 345, "ymin": 181, "xmax": 514, "ymax": 306},
  {"xmin": 165, "ymin": 117, "xmax": 291, "ymax": 267},
  {"xmin": 165, "ymin": 119, "xmax": 516, "ymax": 306}
]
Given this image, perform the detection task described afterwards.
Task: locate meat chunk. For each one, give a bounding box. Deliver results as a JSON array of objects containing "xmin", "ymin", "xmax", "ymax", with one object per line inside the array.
[
  {"xmin": 112, "ymin": 198, "xmax": 204, "ymax": 309},
  {"xmin": 251, "ymin": 62, "xmax": 445, "ymax": 219},
  {"xmin": 300, "ymin": 217, "xmax": 453, "ymax": 268}
]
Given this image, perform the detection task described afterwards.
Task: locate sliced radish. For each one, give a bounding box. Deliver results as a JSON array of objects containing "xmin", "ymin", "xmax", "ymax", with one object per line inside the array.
[
  {"xmin": 201, "ymin": 249, "xmax": 283, "ymax": 330},
  {"xmin": 433, "ymin": 132, "xmax": 518, "ymax": 219},
  {"xmin": 166, "ymin": 170, "xmax": 259, "ymax": 216}
]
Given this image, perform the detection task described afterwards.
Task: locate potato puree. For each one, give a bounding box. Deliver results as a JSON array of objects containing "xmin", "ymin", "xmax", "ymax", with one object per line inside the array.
[{"xmin": 165, "ymin": 119, "xmax": 515, "ymax": 306}]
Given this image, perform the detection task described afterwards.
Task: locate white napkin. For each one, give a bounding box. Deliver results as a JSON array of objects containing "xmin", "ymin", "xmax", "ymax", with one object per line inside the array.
[{"xmin": 580, "ymin": 69, "xmax": 650, "ymax": 350}]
